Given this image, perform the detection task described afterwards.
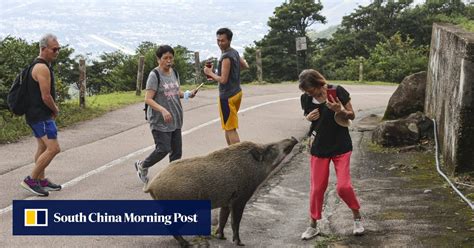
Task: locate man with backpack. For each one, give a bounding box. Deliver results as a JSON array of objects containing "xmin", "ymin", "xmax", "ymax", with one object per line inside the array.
[
  {"xmin": 19, "ymin": 34, "xmax": 62, "ymax": 197},
  {"xmin": 134, "ymin": 45, "xmax": 198, "ymax": 184}
]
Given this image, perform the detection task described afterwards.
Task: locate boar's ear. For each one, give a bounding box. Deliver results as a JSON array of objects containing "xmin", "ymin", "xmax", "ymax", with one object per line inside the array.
[{"xmin": 250, "ymin": 146, "xmax": 264, "ymax": 162}]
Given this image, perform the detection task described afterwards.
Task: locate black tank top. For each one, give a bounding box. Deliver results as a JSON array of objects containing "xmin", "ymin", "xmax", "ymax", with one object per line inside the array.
[{"xmin": 25, "ymin": 58, "xmax": 56, "ymax": 124}]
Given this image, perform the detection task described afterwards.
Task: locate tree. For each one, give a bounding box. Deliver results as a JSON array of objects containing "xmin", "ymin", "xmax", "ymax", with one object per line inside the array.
[
  {"xmin": 267, "ymin": 0, "xmax": 326, "ymax": 37},
  {"xmin": 86, "ymin": 42, "xmax": 196, "ymax": 94},
  {"xmin": 0, "ymin": 37, "xmax": 37, "ymax": 110},
  {"xmin": 172, "ymin": 45, "xmax": 195, "ymax": 84},
  {"xmin": 312, "ymin": 0, "xmax": 471, "ymax": 80},
  {"xmin": 241, "ymin": 46, "xmax": 257, "ymax": 83},
  {"xmin": 334, "ymin": 33, "xmax": 428, "ymax": 82},
  {"xmin": 312, "ymin": 0, "xmax": 413, "ymax": 78},
  {"xmin": 86, "ymin": 51, "xmax": 131, "ymax": 93},
  {"xmin": 245, "ymin": 0, "xmax": 326, "ymax": 82}
]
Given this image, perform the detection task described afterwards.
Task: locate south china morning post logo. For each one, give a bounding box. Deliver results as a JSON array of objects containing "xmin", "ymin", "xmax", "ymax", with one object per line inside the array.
[
  {"xmin": 13, "ymin": 200, "xmax": 211, "ymax": 235},
  {"xmin": 52, "ymin": 211, "xmax": 198, "ymax": 225},
  {"xmin": 24, "ymin": 209, "xmax": 48, "ymax": 227}
]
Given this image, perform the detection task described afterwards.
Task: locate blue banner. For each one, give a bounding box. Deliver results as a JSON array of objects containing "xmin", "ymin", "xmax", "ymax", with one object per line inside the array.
[{"xmin": 13, "ymin": 200, "xmax": 211, "ymax": 235}]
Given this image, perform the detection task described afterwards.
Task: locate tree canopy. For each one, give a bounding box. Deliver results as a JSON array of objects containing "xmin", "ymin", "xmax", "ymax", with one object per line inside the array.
[{"xmin": 244, "ymin": 0, "xmax": 326, "ymax": 82}]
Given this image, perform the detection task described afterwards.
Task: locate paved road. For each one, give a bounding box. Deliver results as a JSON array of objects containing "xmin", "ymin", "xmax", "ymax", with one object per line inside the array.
[{"xmin": 0, "ymin": 84, "xmax": 396, "ymax": 247}]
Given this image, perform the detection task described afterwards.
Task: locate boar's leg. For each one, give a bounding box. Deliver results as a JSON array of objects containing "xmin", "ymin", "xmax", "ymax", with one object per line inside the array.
[
  {"xmin": 231, "ymin": 202, "xmax": 246, "ymax": 246},
  {"xmin": 215, "ymin": 206, "xmax": 230, "ymax": 240},
  {"xmin": 173, "ymin": 235, "xmax": 190, "ymax": 247}
]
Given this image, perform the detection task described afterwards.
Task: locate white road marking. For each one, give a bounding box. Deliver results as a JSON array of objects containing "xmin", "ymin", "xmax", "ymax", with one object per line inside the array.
[{"xmin": 0, "ymin": 93, "xmax": 393, "ymax": 215}]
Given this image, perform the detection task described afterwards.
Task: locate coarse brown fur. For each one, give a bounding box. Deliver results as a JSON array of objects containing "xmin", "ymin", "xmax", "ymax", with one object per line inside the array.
[{"xmin": 144, "ymin": 137, "xmax": 298, "ymax": 247}]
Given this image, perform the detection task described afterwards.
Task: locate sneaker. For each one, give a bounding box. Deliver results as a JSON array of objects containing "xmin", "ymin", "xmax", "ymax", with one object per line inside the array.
[
  {"xmin": 134, "ymin": 160, "xmax": 148, "ymax": 183},
  {"xmin": 301, "ymin": 226, "xmax": 319, "ymax": 240},
  {"xmin": 20, "ymin": 176, "xmax": 49, "ymax": 197},
  {"xmin": 353, "ymin": 219, "xmax": 365, "ymax": 235},
  {"xmin": 40, "ymin": 178, "xmax": 62, "ymax": 191}
]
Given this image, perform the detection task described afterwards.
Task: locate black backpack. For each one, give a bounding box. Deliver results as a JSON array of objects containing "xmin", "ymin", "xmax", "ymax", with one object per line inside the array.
[
  {"xmin": 7, "ymin": 58, "xmax": 47, "ymax": 116},
  {"xmin": 143, "ymin": 68, "xmax": 179, "ymax": 120},
  {"xmin": 7, "ymin": 59, "xmax": 44, "ymax": 115}
]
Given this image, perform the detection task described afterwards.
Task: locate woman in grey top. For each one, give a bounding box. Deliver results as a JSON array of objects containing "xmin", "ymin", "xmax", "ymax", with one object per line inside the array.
[{"xmin": 134, "ymin": 45, "xmax": 198, "ymax": 183}]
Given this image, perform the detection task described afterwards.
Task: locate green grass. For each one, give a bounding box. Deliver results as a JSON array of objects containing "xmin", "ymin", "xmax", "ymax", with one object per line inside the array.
[
  {"xmin": 460, "ymin": 19, "xmax": 474, "ymax": 32},
  {"xmin": 79, "ymin": 91, "xmax": 144, "ymax": 110}
]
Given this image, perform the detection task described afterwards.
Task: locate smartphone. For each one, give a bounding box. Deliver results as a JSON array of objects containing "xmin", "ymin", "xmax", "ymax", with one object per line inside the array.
[{"xmin": 327, "ymin": 88, "xmax": 337, "ymax": 102}]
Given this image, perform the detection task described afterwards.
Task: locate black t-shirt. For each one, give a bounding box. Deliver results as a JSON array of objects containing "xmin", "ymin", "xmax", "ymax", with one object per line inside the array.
[
  {"xmin": 25, "ymin": 58, "xmax": 56, "ymax": 124},
  {"xmin": 300, "ymin": 85, "xmax": 352, "ymax": 157}
]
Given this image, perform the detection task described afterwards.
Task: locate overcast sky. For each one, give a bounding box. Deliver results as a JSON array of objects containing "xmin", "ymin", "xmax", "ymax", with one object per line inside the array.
[{"xmin": 0, "ymin": 0, "xmax": 442, "ymax": 58}]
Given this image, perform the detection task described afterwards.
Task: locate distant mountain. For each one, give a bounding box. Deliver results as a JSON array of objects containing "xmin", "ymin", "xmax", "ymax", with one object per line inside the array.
[
  {"xmin": 0, "ymin": 0, "xmax": 284, "ymax": 60},
  {"xmin": 308, "ymin": 25, "xmax": 339, "ymax": 41},
  {"xmin": 1, "ymin": 0, "xmax": 389, "ymax": 59}
]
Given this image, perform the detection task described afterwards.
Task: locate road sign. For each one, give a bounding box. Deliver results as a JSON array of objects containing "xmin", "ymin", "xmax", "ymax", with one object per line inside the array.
[{"xmin": 295, "ymin": 37, "xmax": 307, "ymax": 51}]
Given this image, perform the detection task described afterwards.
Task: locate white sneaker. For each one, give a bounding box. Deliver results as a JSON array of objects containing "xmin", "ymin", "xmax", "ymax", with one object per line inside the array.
[
  {"xmin": 134, "ymin": 160, "xmax": 148, "ymax": 183},
  {"xmin": 301, "ymin": 226, "xmax": 319, "ymax": 240},
  {"xmin": 353, "ymin": 219, "xmax": 364, "ymax": 235}
]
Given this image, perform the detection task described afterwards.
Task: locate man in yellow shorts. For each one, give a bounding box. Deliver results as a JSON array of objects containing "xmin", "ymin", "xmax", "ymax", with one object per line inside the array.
[{"xmin": 204, "ymin": 28, "xmax": 248, "ymax": 145}]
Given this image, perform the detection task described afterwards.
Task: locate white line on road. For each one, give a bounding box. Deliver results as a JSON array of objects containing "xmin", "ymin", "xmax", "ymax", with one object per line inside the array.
[{"xmin": 0, "ymin": 93, "xmax": 393, "ymax": 215}]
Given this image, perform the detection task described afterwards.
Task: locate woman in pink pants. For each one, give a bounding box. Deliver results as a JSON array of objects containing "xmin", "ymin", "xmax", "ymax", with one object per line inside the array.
[{"xmin": 299, "ymin": 69, "xmax": 364, "ymax": 240}]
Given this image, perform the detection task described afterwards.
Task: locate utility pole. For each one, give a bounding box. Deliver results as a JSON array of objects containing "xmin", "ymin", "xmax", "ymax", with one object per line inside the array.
[
  {"xmin": 194, "ymin": 52, "xmax": 201, "ymax": 84},
  {"xmin": 256, "ymin": 49, "xmax": 263, "ymax": 82},
  {"xmin": 79, "ymin": 58, "xmax": 86, "ymax": 108},
  {"xmin": 136, "ymin": 56, "xmax": 145, "ymax": 96}
]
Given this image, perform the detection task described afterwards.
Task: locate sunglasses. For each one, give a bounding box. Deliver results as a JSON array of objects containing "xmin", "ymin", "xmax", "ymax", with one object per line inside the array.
[{"xmin": 49, "ymin": 47, "xmax": 61, "ymax": 53}]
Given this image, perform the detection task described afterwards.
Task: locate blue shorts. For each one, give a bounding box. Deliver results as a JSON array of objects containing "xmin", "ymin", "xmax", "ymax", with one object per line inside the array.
[{"xmin": 29, "ymin": 119, "xmax": 58, "ymax": 139}]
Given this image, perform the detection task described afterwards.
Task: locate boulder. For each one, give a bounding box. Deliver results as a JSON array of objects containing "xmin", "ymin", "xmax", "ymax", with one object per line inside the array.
[
  {"xmin": 384, "ymin": 71, "xmax": 427, "ymax": 120},
  {"xmin": 372, "ymin": 111, "xmax": 433, "ymax": 147}
]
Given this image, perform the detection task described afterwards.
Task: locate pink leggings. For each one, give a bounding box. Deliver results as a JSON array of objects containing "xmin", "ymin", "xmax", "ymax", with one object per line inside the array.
[{"xmin": 309, "ymin": 151, "xmax": 360, "ymax": 220}]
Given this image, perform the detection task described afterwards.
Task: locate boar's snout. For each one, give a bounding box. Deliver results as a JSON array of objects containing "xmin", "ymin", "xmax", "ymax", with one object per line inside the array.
[{"xmin": 283, "ymin": 137, "xmax": 298, "ymax": 154}]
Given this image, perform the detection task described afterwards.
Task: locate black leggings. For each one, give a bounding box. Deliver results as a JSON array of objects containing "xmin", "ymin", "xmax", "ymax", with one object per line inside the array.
[{"xmin": 142, "ymin": 129, "xmax": 182, "ymax": 168}]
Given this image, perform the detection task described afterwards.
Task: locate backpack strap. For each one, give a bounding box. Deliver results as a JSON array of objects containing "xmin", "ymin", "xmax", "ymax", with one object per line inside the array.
[
  {"xmin": 144, "ymin": 69, "xmax": 161, "ymax": 121},
  {"xmin": 152, "ymin": 68, "xmax": 179, "ymax": 85},
  {"xmin": 34, "ymin": 57, "xmax": 48, "ymax": 64},
  {"xmin": 172, "ymin": 68, "xmax": 179, "ymax": 83},
  {"xmin": 152, "ymin": 68, "xmax": 161, "ymax": 86}
]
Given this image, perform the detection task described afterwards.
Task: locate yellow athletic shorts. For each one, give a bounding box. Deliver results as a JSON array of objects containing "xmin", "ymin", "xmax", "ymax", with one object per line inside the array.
[{"xmin": 218, "ymin": 91, "xmax": 242, "ymax": 131}]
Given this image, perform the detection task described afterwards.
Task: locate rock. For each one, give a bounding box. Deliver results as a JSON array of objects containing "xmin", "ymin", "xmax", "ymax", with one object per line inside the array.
[
  {"xmin": 372, "ymin": 112, "xmax": 434, "ymax": 147},
  {"xmin": 356, "ymin": 114, "xmax": 383, "ymax": 132},
  {"xmin": 424, "ymin": 189, "xmax": 432, "ymax": 194},
  {"xmin": 384, "ymin": 71, "xmax": 427, "ymax": 120}
]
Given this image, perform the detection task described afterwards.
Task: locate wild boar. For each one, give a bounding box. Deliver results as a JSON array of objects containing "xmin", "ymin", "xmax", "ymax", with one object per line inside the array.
[{"xmin": 144, "ymin": 137, "xmax": 298, "ymax": 247}]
